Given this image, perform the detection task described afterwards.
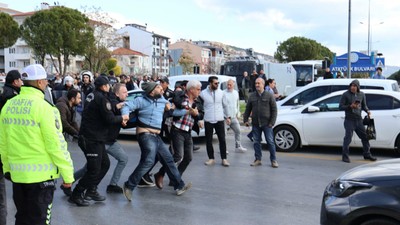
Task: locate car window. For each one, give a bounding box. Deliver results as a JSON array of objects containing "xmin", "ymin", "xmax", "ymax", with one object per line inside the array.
[
  {"xmin": 282, "ymin": 86, "xmax": 330, "ymax": 106},
  {"xmin": 360, "ymin": 85, "xmax": 384, "ymax": 90},
  {"xmin": 127, "ymin": 91, "xmax": 144, "ymax": 100},
  {"xmin": 331, "ymin": 85, "xmax": 348, "ymax": 92},
  {"xmin": 312, "ymin": 95, "xmax": 342, "ymax": 112},
  {"xmin": 366, "ymin": 94, "xmax": 400, "ymax": 110}
]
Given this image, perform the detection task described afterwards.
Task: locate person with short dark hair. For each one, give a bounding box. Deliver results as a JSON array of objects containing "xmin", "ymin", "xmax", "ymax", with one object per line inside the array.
[
  {"xmin": 108, "ymin": 70, "xmax": 118, "ymax": 85},
  {"xmin": 201, "ymin": 76, "xmax": 230, "ymax": 166},
  {"xmin": 0, "ymin": 69, "xmax": 23, "ymax": 225},
  {"xmin": 0, "ymin": 70, "xmax": 23, "ymax": 111},
  {"xmin": 56, "ymin": 89, "xmax": 82, "ymax": 137},
  {"xmin": 372, "ymin": 67, "xmax": 385, "ymax": 79}
]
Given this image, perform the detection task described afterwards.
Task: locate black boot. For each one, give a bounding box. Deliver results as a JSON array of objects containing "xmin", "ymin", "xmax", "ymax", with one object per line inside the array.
[
  {"xmin": 69, "ymin": 185, "xmax": 90, "ymax": 207},
  {"xmin": 85, "ymin": 186, "xmax": 106, "ymax": 201}
]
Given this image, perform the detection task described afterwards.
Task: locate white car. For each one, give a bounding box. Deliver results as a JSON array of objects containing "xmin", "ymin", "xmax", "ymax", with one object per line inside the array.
[
  {"xmin": 277, "ymin": 78, "xmax": 399, "ymax": 110},
  {"xmin": 274, "ymin": 89, "xmax": 400, "ymax": 152}
]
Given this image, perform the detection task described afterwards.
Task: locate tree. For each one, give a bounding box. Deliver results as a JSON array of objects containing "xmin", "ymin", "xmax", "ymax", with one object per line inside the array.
[
  {"xmin": 0, "ymin": 12, "xmax": 20, "ymax": 48},
  {"xmin": 20, "ymin": 6, "xmax": 94, "ymax": 75},
  {"xmin": 80, "ymin": 6, "xmax": 122, "ymax": 73},
  {"xmin": 178, "ymin": 51, "xmax": 194, "ymax": 74},
  {"xmin": 274, "ymin": 36, "xmax": 333, "ymax": 63}
]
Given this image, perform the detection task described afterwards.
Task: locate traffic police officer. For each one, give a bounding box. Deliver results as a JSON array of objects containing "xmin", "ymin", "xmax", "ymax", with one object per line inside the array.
[
  {"xmin": 69, "ymin": 76, "xmax": 129, "ymax": 206},
  {"xmin": 0, "ymin": 64, "xmax": 74, "ymax": 225}
]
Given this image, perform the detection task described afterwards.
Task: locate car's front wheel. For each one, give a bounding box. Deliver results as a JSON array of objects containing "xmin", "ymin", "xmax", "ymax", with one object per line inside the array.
[
  {"xmin": 274, "ymin": 125, "xmax": 299, "ymax": 152},
  {"xmin": 361, "ymin": 218, "xmax": 400, "ymax": 225}
]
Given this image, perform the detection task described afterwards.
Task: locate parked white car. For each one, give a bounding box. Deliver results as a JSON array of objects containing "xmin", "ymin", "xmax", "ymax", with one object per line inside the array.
[
  {"xmin": 277, "ymin": 78, "xmax": 399, "ymax": 110},
  {"xmin": 274, "ymin": 89, "xmax": 400, "ymax": 152}
]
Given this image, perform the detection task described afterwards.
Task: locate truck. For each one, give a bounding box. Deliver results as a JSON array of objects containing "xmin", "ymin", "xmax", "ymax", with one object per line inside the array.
[
  {"xmin": 220, "ymin": 56, "xmax": 297, "ymax": 97},
  {"xmin": 288, "ymin": 60, "xmax": 325, "ymax": 87}
]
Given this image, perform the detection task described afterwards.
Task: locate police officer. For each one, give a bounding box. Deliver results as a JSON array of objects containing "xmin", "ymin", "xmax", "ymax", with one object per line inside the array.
[
  {"xmin": 69, "ymin": 76, "xmax": 129, "ymax": 206},
  {"xmin": 0, "ymin": 64, "xmax": 74, "ymax": 225},
  {"xmin": 0, "ymin": 70, "xmax": 23, "ymax": 225}
]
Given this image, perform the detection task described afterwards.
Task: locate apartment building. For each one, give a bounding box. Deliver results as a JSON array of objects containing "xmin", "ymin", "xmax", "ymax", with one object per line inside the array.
[
  {"xmin": 169, "ymin": 39, "xmax": 211, "ymax": 74},
  {"xmin": 117, "ymin": 23, "xmax": 170, "ymax": 77}
]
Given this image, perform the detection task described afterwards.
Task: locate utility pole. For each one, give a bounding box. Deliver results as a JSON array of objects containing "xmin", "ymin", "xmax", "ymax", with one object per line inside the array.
[{"xmin": 347, "ymin": 0, "xmax": 352, "ymax": 78}]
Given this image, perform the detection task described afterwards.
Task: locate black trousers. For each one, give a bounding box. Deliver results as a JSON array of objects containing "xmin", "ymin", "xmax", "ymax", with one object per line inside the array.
[
  {"xmin": 205, "ymin": 121, "xmax": 227, "ymax": 160},
  {"xmin": 77, "ymin": 138, "xmax": 110, "ymax": 190},
  {"xmin": 13, "ymin": 180, "xmax": 55, "ymax": 225}
]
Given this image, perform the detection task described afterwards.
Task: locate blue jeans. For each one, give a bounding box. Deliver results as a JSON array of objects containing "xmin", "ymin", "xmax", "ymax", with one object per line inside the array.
[
  {"xmin": 252, "ymin": 125, "xmax": 277, "ymax": 162},
  {"xmin": 125, "ymin": 133, "xmax": 185, "ymax": 190},
  {"xmin": 0, "ymin": 165, "xmax": 6, "ymax": 225},
  {"xmin": 106, "ymin": 142, "xmax": 128, "ymax": 186}
]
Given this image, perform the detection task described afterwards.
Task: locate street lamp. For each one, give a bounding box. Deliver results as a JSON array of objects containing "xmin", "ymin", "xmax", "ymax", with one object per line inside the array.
[{"xmin": 359, "ymin": 0, "xmax": 384, "ymax": 56}]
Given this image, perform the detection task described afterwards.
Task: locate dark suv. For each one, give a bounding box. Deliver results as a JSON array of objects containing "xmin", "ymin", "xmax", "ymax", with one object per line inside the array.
[{"xmin": 321, "ymin": 159, "xmax": 400, "ymax": 225}]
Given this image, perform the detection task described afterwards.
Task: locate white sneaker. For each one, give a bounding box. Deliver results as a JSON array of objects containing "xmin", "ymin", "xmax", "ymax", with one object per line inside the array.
[
  {"xmin": 235, "ymin": 146, "xmax": 247, "ymax": 153},
  {"xmin": 204, "ymin": 159, "xmax": 215, "ymax": 166},
  {"xmin": 222, "ymin": 159, "xmax": 230, "ymax": 167}
]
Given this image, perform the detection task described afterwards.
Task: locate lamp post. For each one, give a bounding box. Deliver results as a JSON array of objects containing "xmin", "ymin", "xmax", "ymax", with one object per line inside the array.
[
  {"xmin": 347, "ymin": 0, "xmax": 352, "ymax": 78},
  {"xmin": 359, "ymin": 0, "xmax": 383, "ymax": 56}
]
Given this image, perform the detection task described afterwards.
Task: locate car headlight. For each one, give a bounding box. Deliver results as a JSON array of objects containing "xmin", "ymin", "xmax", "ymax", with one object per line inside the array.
[{"xmin": 326, "ymin": 179, "xmax": 372, "ymax": 197}]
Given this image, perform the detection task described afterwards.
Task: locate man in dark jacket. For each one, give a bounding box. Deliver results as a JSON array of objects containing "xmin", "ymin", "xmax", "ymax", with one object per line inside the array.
[
  {"xmin": 69, "ymin": 76, "xmax": 129, "ymax": 206},
  {"xmin": 339, "ymin": 79, "xmax": 377, "ymax": 163},
  {"xmin": 0, "ymin": 70, "xmax": 23, "ymax": 111},
  {"xmin": 55, "ymin": 89, "xmax": 81, "ymax": 137},
  {"xmin": 243, "ymin": 78, "xmax": 278, "ymax": 168},
  {"xmin": 0, "ymin": 70, "xmax": 22, "ymax": 225}
]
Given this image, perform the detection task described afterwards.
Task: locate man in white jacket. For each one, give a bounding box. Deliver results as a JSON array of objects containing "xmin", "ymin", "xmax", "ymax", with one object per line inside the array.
[
  {"xmin": 223, "ymin": 79, "xmax": 247, "ymax": 153},
  {"xmin": 200, "ymin": 76, "xmax": 230, "ymax": 167}
]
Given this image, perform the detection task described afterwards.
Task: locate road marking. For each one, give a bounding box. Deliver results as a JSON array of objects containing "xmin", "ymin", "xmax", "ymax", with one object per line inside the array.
[{"xmin": 278, "ymin": 152, "xmax": 373, "ymax": 163}]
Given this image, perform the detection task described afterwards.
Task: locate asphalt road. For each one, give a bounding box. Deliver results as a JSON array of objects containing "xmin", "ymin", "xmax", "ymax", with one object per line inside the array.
[{"xmin": 4, "ymin": 127, "xmax": 397, "ymax": 225}]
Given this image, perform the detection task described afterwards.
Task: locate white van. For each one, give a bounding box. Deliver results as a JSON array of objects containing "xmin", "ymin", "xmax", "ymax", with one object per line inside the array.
[
  {"xmin": 277, "ymin": 78, "xmax": 399, "ymax": 110},
  {"xmin": 168, "ymin": 74, "xmax": 238, "ymax": 92}
]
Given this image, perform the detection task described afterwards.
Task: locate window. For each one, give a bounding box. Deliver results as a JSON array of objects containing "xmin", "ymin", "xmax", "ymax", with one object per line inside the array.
[
  {"xmin": 312, "ymin": 95, "xmax": 342, "ymax": 112},
  {"xmin": 366, "ymin": 94, "xmax": 400, "ymax": 110},
  {"xmin": 9, "ymin": 61, "xmax": 16, "ymax": 67},
  {"xmin": 283, "ymin": 86, "xmax": 330, "ymax": 106},
  {"xmin": 9, "ymin": 48, "xmax": 15, "ymax": 54}
]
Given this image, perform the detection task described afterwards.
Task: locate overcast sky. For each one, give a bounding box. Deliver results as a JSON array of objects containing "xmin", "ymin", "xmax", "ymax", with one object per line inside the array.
[{"xmin": 4, "ymin": 0, "xmax": 400, "ymax": 67}]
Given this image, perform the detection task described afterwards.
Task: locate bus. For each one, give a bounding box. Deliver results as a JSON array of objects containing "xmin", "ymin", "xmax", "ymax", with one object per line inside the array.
[{"xmin": 288, "ymin": 60, "xmax": 324, "ymax": 87}]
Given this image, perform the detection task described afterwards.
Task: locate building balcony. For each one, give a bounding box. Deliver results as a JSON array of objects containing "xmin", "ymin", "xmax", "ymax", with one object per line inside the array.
[{"xmin": 13, "ymin": 53, "xmax": 31, "ymax": 60}]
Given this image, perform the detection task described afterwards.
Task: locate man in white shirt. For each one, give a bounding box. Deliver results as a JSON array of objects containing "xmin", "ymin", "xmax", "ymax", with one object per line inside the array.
[{"xmin": 200, "ymin": 76, "xmax": 230, "ymax": 167}]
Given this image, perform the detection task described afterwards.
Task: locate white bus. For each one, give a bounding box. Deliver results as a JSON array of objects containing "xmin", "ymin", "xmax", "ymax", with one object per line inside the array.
[{"xmin": 289, "ymin": 60, "xmax": 324, "ymax": 87}]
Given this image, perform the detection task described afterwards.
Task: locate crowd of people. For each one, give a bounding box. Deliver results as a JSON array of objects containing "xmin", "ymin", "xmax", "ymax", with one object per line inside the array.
[{"xmin": 1, "ymin": 63, "xmax": 383, "ymax": 224}]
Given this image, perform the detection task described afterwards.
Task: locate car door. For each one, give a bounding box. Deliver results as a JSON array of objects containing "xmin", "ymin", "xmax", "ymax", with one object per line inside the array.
[
  {"xmin": 353, "ymin": 93, "xmax": 400, "ymax": 148},
  {"xmin": 301, "ymin": 95, "xmax": 346, "ymax": 146}
]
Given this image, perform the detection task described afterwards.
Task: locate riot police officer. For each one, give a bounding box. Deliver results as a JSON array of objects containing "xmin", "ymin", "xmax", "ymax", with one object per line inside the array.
[{"xmin": 69, "ymin": 76, "xmax": 129, "ymax": 206}]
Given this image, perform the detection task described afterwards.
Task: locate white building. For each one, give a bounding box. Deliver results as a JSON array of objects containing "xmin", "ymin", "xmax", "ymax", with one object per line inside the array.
[{"xmin": 117, "ymin": 23, "xmax": 169, "ymax": 76}]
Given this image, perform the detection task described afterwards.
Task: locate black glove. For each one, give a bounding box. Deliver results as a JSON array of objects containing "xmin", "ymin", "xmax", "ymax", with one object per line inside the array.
[{"xmin": 4, "ymin": 172, "xmax": 11, "ymax": 181}]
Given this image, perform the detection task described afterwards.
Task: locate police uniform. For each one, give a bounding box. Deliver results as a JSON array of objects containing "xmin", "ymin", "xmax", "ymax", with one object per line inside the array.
[
  {"xmin": 0, "ymin": 64, "xmax": 74, "ymax": 225},
  {"xmin": 70, "ymin": 76, "xmax": 124, "ymax": 206}
]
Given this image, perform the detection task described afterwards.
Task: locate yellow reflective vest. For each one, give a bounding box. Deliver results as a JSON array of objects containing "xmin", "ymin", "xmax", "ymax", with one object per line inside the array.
[{"xmin": 0, "ymin": 86, "xmax": 74, "ymax": 184}]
